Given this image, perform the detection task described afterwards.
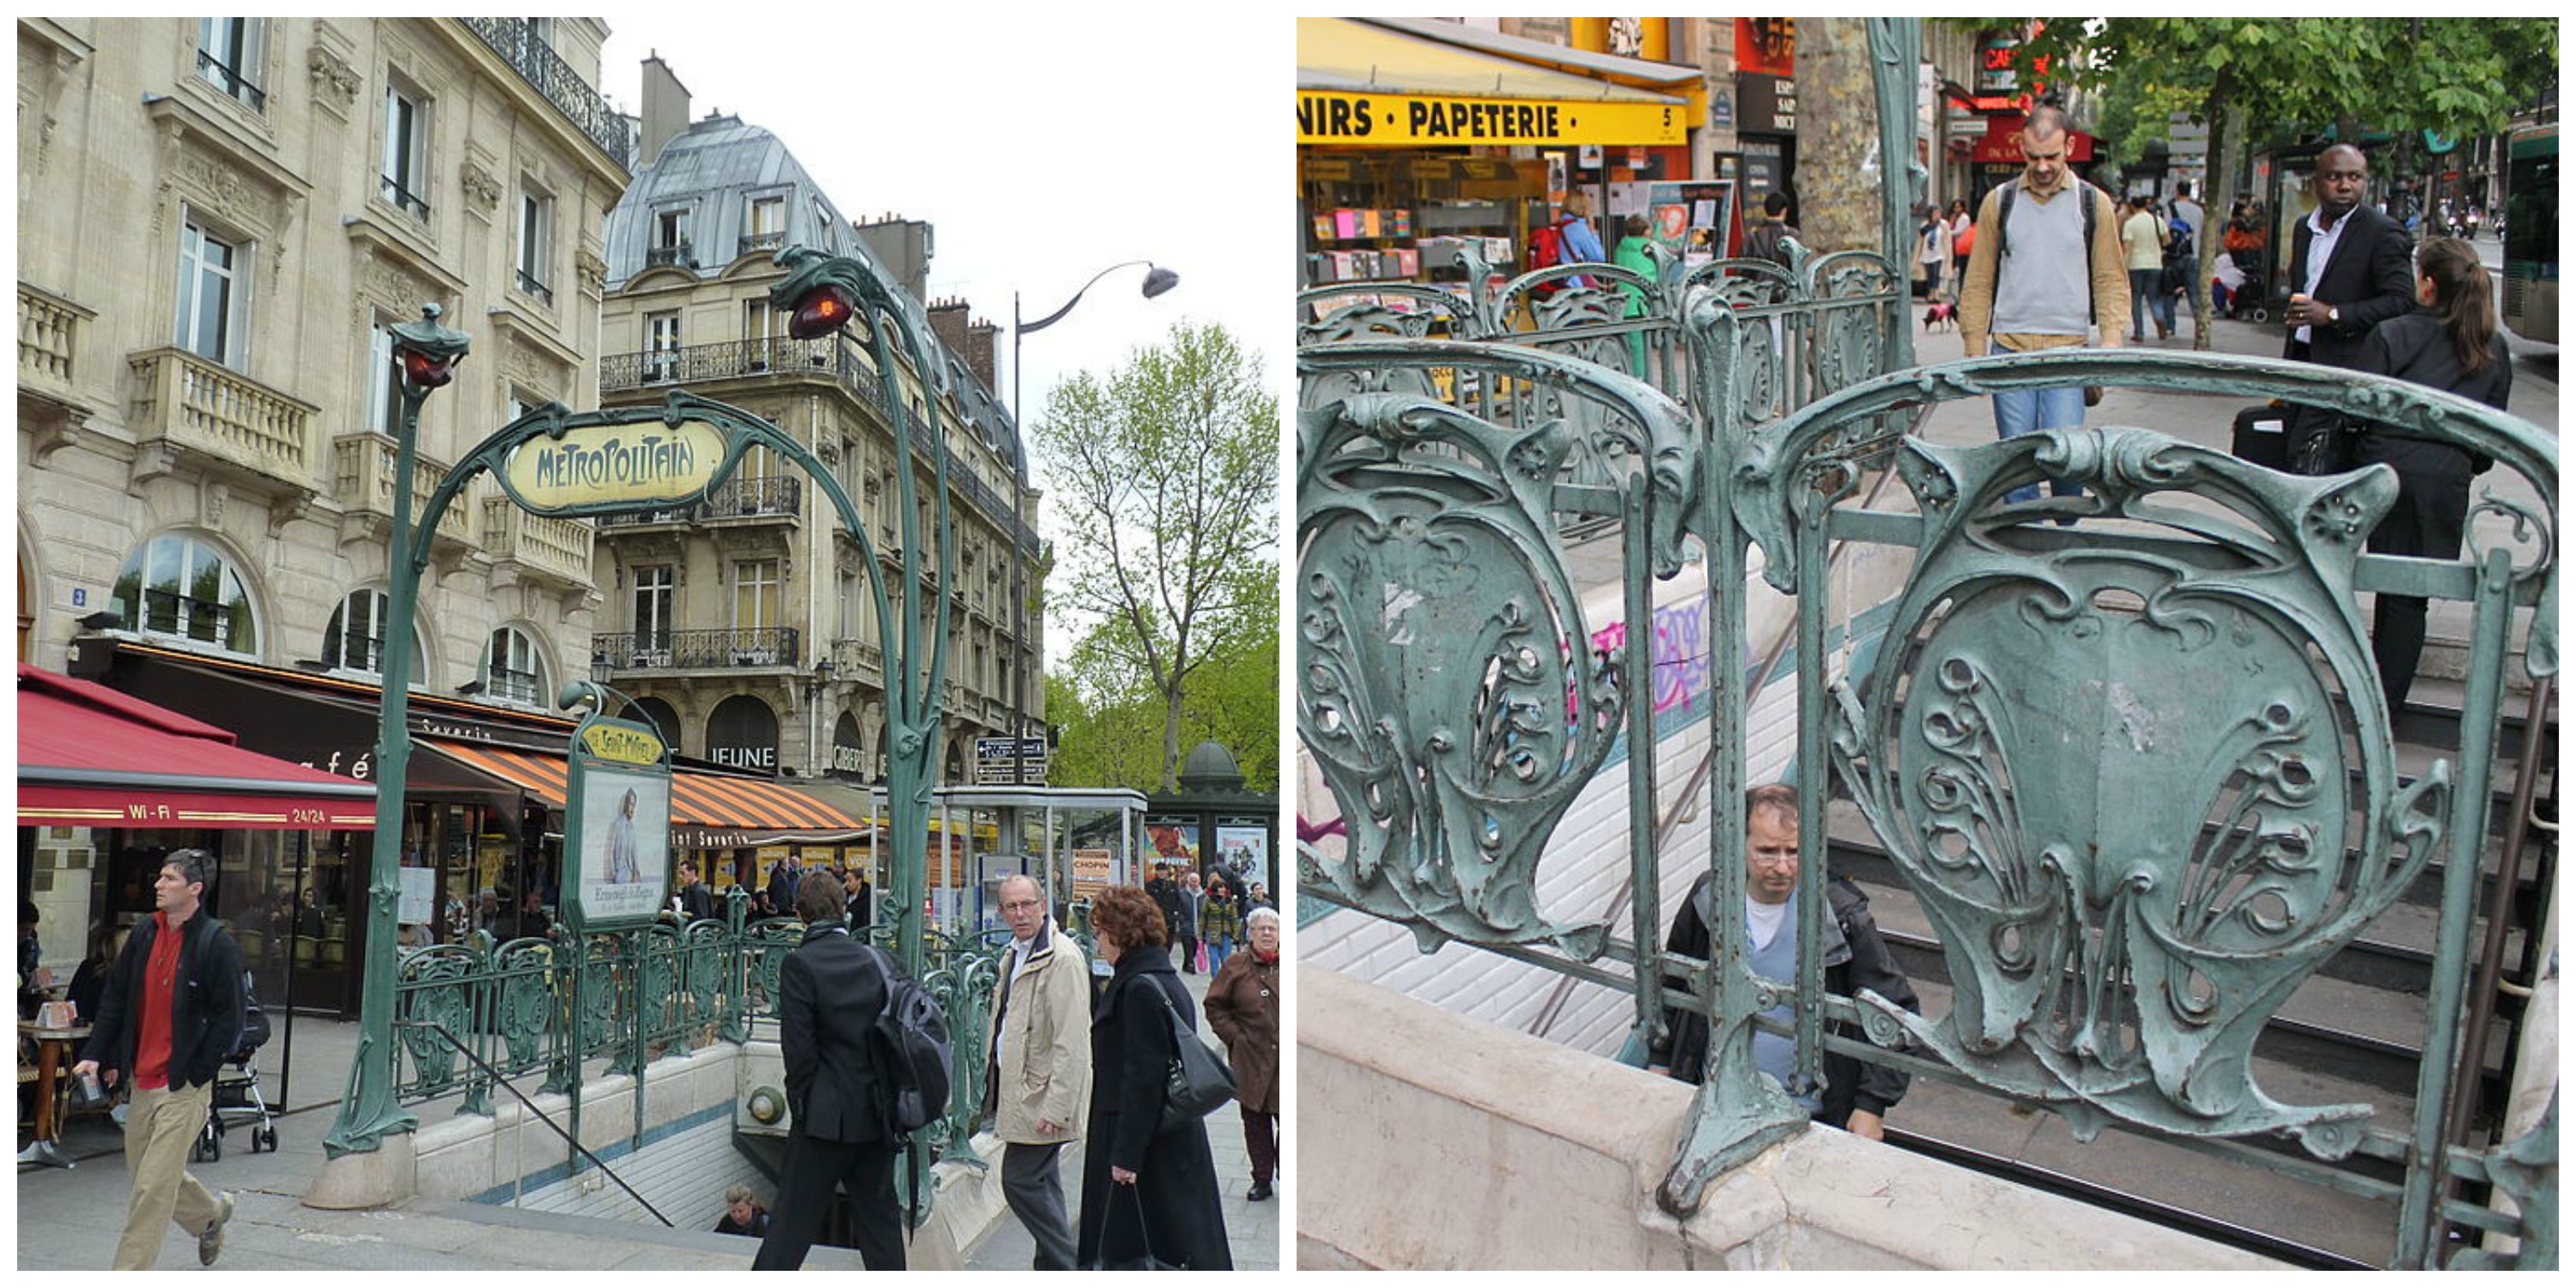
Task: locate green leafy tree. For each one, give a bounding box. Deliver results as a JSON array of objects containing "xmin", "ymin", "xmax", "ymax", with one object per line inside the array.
[
  {"xmin": 1949, "ymin": 18, "xmax": 2557, "ymax": 348},
  {"xmin": 1042, "ymin": 571, "xmax": 1279, "ymax": 795},
  {"xmin": 1030, "ymin": 321, "xmax": 1279, "ymax": 793}
]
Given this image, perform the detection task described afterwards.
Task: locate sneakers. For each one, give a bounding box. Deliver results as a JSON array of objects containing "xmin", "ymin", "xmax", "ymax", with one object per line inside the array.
[{"xmin": 199, "ymin": 1191, "xmax": 234, "ymax": 1266}]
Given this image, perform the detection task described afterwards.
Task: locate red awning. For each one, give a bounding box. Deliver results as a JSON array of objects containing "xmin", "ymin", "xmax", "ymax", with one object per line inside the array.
[
  {"xmin": 17, "ymin": 665, "xmax": 378, "ymax": 830},
  {"xmin": 1971, "ymin": 115, "xmax": 2095, "ymax": 165}
]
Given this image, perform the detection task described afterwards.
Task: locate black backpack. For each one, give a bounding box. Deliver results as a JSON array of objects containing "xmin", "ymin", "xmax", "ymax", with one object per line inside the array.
[{"xmin": 858, "ymin": 944, "xmax": 951, "ymax": 1136}]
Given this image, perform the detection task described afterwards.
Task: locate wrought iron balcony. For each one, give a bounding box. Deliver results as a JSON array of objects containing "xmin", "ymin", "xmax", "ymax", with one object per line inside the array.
[
  {"xmin": 196, "ymin": 50, "xmax": 265, "ymax": 112},
  {"xmin": 601, "ymin": 336, "xmax": 849, "ymax": 392},
  {"xmin": 644, "ymin": 243, "xmax": 694, "ymax": 270},
  {"xmin": 514, "ymin": 268, "xmax": 553, "ymax": 307},
  {"xmin": 592, "ymin": 626, "xmax": 801, "ymax": 671},
  {"xmin": 738, "ymin": 230, "xmax": 787, "ymax": 258},
  {"xmin": 593, "ymin": 473, "xmax": 802, "ymax": 529},
  {"xmin": 380, "ymin": 175, "xmax": 429, "ymax": 221},
  {"xmin": 459, "ymin": 17, "xmax": 635, "ymax": 171},
  {"xmin": 128, "ymin": 346, "xmax": 319, "ymax": 489}
]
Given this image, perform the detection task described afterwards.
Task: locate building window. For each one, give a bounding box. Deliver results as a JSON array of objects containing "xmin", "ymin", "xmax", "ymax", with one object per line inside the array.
[
  {"xmin": 196, "ymin": 18, "xmax": 267, "ymax": 111},
  {"xmin": 733, "ymin": 560, "xmax": 780, "ymax": 631},
  {"xmin": 381, "ymin": 81, "xmax": 430, "ymax": 219},
  {"xmin": 644, "ymin": 311, "xmax": 681, "ymax": 381},
  {"xmin": 174, "ymin": 216, "xmax": 248, "ymax": 367},
  {"xmin": 366, "ymin": 319, "xmax": 407, "ymax": 434},
  {"xmin": 110, "ymin": 534, "xmax": 258, "ymax": 655},
  {"xmin": 486, "ymin": 626, "xmax": 545, "ymax": 704},
  {"xmin": 633, "ymin": 565, "xmax": 674, "ymax": 653},
  {"xmin": 650, "ymin": 206, "xmax": 692, "ymax": 267},
  {"xmin": 515, "ymin": 186, "xmax": 554, "ymax": 304},
  {"xmin": 743, "ymin": 194, "xmax": 785, "ymax": 257},
  {"xmin": 319, "ymin": 587, "xmax": 424, "ymax": 677}
]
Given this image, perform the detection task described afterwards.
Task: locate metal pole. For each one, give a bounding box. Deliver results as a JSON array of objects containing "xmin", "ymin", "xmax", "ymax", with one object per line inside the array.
[
  {"xmin": 321, "ymin": 305, "xmax": 464, "ymax": 1164},
  {"xmin": 323, "ymin": 384, "xmax": 428, "ymax": 1157}
]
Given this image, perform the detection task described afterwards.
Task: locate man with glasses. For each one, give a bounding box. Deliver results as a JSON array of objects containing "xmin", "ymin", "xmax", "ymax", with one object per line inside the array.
[
  {"xmin": 1648, "ymin": 785, "xmax": 1917, "ymax": 1139},
  {"xmin": 983, "ymin": 873, "xmax": 1092, "ymax": 1268}
]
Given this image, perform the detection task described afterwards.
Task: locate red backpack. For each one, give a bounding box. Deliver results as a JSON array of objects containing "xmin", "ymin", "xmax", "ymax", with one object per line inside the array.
[{"xmin": 1528, "ymin": 216, "xmax": 1569, "ymax": 273}]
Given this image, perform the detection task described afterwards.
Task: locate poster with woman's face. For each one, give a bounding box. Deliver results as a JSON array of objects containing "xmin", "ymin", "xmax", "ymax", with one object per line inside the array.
[{"xmin": 578, "ymin": 767, "xmax": 670, "ymax": 924}]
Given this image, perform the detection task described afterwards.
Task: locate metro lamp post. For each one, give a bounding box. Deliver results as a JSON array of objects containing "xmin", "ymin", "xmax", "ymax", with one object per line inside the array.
[
  {"xmin": 1009, "ymin": 261, "xmax": 1178, "ymax": 787},
  {"xmin": 321, "ymin": 304, "xmax": 468, "ymax": 1165}
]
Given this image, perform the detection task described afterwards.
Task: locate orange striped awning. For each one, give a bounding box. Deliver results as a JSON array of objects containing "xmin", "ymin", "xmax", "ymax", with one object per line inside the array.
[{"xmin": 423, "ymin": 739, "xmax": 869, "ymax": 846}]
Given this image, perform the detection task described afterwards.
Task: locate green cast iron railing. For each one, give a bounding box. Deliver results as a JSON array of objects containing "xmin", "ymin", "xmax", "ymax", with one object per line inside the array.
[{"xmin": 1295, "ymin": 270, "xmax": 2557, "ymax": 1269}]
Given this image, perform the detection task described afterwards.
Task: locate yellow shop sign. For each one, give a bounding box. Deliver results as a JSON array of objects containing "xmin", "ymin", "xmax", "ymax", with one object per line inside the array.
[
  {"xmin": 1297, "ymin": 91, "xmax": 1685, "ymax": 147},
  {"xmin": 501, "ymin": 420, "xmax": 728, "ymax": 513}
]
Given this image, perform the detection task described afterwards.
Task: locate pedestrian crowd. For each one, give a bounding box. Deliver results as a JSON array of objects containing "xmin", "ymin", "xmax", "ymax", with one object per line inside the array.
[{"xmin": 717, "ymin": 866, "xmax": 1275, "ymax": 1271}]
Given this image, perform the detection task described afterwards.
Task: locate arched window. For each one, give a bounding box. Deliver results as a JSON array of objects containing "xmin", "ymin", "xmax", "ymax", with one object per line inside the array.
[
  {"xmin": 487, "ymin": 626, "xmax": 548, "ymax": 705},
  {"xmin": 319, "ymin": 588, "xmax": 424, "ymax": 677},
  {"xmin": 110, "ymin": 534, "xmax": 258, "ymax": 654}
]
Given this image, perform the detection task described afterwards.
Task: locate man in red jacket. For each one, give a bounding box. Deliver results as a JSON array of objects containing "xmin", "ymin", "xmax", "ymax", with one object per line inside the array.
[{"xmin": 72, "ymin": 849, "xmax": 244, "ymax": 1269}]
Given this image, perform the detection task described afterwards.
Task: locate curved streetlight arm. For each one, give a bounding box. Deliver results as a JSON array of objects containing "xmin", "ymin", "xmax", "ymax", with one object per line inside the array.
[{"xmin": 1017, "ymin": 258, "xmax": 1171, "ymax": 336}]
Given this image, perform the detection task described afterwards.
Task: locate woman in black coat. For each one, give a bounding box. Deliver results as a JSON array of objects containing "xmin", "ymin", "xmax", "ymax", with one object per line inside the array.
[
  {"xmin": 1075, "ymin": 884, "xmax": 1231, "ymax": 1270},
  {"xmin": 2350, "ymin": 236, "xmax": 2513, "ymax": 709}
]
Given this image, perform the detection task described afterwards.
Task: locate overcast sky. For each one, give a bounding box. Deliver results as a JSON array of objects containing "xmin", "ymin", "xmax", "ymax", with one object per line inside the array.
[{"xmin": 598, "ymin": 13, "xmax": 1286, "ymax": 468}]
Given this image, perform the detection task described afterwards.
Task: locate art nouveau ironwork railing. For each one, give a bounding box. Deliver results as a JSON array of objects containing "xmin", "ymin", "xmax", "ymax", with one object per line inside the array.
[
  {"xmin": 391, "ymin": 896, "xmax": 1011, "ymax": 1198},
  {"xmin": 1295, "ymin": 281, "xmax": 2557, "ymax": 1269}
]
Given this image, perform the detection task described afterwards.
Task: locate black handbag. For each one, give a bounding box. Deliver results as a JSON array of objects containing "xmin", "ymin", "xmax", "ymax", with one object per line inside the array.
[
  {"xmin": 2289, "ymin": 407, "xmax": 2359, "ymax": 476},
  {"xmin": 1145, "ymin": 980, "xmax": 1236, "ymax": 1131},
  {"xmin": 1089, "ymin": 1184, "xmax": 1183, "ymax": 1271}
]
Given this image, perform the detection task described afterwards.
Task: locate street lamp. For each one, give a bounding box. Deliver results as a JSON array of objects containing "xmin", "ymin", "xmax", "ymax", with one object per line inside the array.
[
  {"xmin": 1009, "ymin": 261, "xmax": 1178, "ymax": 787},
  {"xmin": 323, "ymin": 304, "xmax": 467, "ymax": 1164}
]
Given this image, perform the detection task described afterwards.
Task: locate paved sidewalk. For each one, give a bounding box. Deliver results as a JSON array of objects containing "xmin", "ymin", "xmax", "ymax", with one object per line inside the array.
[
  {"xmin": 14, "ymin": 1072, "xmax": 862, "ymax": 1271},
  {"xmin": 965, "ymin": 960, "xmax": 1280, "ymax": 1271}
]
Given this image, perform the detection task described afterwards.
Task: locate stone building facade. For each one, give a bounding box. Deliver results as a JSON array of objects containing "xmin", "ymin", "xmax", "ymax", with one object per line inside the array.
[
  {"xmin": 17, "ymin": 16, "xmax": 629, "ymax": 696},
  {"xmin": 589, "ymin": 58, "xmax": 1044, "ymax": 794}
]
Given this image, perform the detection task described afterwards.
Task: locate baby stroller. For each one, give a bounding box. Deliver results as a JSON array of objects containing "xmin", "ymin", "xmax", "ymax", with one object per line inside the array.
[{"xmin": 191, "ymin": 969, "xmax": 276, "ymax": 1162}]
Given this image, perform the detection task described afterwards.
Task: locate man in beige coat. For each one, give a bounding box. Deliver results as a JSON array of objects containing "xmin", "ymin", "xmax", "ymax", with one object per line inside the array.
[{"xmin": 986, "ymin": 873, "xmax": 1093, "ymax": 1268}]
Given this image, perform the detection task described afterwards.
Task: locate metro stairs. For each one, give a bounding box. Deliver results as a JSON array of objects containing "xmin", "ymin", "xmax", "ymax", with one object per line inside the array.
[{"xmin": 1808, "ymin": 664, "xmax": 2555, "ymax": 1268}]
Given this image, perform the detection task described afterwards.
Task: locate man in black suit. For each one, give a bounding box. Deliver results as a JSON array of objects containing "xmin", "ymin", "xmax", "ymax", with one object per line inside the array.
[
  {"xmin": 842, "ymin": 866, "xmax": 872, "ymax": 930},
  {"xmin": 753, "ymin": 872, "xmax": 907, "ymax": 1271},
  {"xmin": 764, "ymin": 856, "xmax": 801, "ymax": 924},
  {"xmin": 2281, "ymin": 143, "xmax": 2417, "ymax": 466}
]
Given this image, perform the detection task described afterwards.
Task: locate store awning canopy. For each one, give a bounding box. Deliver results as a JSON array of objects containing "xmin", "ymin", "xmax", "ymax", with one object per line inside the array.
[
  {"xmin": 1299, "ymin": 16, "xmax": 1694, "ymax": 148},
  {"xmin": 423, "ymin": 740, "xmax": 871, "ymax": 847},
  {"xmin": 17, "ymin": 665, "xmax": 378, "ymax": 830}
]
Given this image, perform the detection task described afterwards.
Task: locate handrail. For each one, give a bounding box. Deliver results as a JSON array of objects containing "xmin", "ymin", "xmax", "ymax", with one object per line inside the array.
[
  {"xmin": 400, "ymin": 1019, "xmax": 673, "ymax": 1226},
  {"xmin": 2441, "ymin": 673, "xmax": 2556, "ymax": 1231}
]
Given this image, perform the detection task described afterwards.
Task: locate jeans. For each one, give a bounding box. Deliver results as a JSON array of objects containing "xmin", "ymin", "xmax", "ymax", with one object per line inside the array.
[
  {"xmin": 2128, "ymin": 268, "xmax": 2176, "ymax": 336},
  {"xmin": 1990, "ymin": 383, "xmax": 2089, "ymax": 505}
]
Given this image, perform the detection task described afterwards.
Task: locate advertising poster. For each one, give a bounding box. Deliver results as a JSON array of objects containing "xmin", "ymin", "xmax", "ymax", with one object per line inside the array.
[
  {"xmin": 1143, "ymin": 816, "xmax": 1200, "ymax": 872},
  {"xmin": 576, "ymin": 766, "xmax": 671, "ymax": 925},
  {"xmin": 1072, "ymin": 848, "xmax": 1115, "ymax": 902},
  {"xmin": 1215, "ymin": 825, "xmax": 1269, "ymax": 886}
]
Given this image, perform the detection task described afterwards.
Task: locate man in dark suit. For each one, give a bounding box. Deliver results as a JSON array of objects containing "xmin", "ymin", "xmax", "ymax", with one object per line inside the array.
[
  {"xmin": 752, "ymin": 872, "xmax": 906, "ymax": 1271},
  {"xmin": 2281, "ymin": 143, "xmax": 2417, "ymax": 466},
  {"xmin": 842, "ymin": 866, "xmax": 872, "ymax": 930},
  {"xmin": 764, "ymin": 856, "xmax": 801, "ymax": 924}
]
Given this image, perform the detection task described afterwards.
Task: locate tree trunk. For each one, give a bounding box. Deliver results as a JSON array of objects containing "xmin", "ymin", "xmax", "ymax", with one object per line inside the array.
[
  {"xmin": 1795, "ymin": 19, "xmax": 1883, "ymax": 254},
  {"xmin": 2190, "ymin": 69, "xmax": 2239, "ymax": 352}
]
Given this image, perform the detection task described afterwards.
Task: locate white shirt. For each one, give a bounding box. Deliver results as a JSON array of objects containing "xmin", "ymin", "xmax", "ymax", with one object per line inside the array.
[
  {"xmin": 2294, "ymin": 205, "xmax": 2354, "ymax": 346},
  {"xmin": 1745, "ymin": 896, "xmax": 1791, "ymax": 951}
]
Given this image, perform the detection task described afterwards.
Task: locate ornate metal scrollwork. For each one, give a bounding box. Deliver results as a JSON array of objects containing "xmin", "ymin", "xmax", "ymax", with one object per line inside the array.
[
  {"xmin": 1297, "ymin": 342, "xmax": 1700, "ymax": 959},
  {"xmin": 1826, "ymin": 428, "xmax": 2448, "ymax": 1151}
]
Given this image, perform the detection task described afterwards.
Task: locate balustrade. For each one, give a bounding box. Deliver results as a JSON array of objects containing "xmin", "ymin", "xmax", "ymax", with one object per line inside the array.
[{"xmin": 131, "ymin": 346, "xmax": 318, "ymax": 485}]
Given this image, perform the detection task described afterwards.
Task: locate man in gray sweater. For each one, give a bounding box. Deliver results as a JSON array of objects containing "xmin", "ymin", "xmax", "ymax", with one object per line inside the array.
[{"xmin": 1957, "ymin": 105, "xmax": 2130, "ymax": 505}]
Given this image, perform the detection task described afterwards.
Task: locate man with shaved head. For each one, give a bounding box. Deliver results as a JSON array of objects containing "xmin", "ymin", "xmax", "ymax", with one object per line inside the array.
[
  {"xmin": 2280, "ymin": 143, "xmax": 2417, "ymax": 471},
  {"xmin": 1957, "ymin": 104, "xmax": 2130, "ymax": 504}
]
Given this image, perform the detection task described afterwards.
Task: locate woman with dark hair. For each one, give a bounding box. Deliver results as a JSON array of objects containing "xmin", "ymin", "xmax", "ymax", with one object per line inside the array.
[
  {"xmin": 1073, "ymin": 884, "xmax": 1230, "ymax": 1270},
  {"xmin": 2351, "ymin": 235, "xmax": 2512, "ymax": 708}
]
